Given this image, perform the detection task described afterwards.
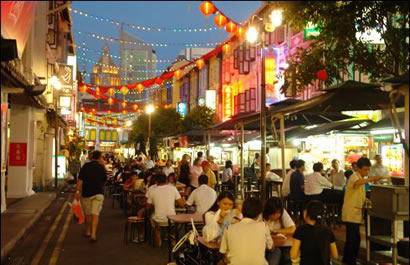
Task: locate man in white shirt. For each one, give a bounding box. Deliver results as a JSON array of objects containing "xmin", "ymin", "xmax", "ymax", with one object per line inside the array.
[
  {"xmin": 186, "ymin": 175, "xmax": 217, "ymax": 213},
  {"xmin": 369, "ymin": 154, "xmax": 391, "ymax": 184},
  {"xmin": 330, "ymin": 159, "xmax": 346, "ymax": 190},
  {"xmin": 305, "ymin": 162, "xmax": 333, "ymax": 196},
  {"xmin": 220, "ymin": 197, "xmax": 278, "ymax": 265},
  {"xmin": 281, "ymin": 160, "xmax": 297, "ymax": 197},
  {"xmin": 266, "ymin": 163, "xmax": 281, "ymax": 181},
  {"xmin": 144, "ymin": 155, "xmax": 155, "ymax": 170},
  {"xmin": 147, "ymin": 174, "xmax": 185, "ymax": 247}
]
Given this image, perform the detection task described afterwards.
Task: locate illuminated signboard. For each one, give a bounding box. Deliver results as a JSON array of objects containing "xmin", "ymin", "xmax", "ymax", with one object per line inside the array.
[
  {"xmin": 304, "ymin": 22, "xmax": 320, "ymax": 40},
  {"xmin": 222, "ymin": 85, "xmax": 234, "ymax": 121},
  {"xmin": 205, "ymin": 90, "xmax": 216, "ymax": 110},
  {"xmin": 177, "ymin": 102, "xmax": 187, "ymax": 117}
]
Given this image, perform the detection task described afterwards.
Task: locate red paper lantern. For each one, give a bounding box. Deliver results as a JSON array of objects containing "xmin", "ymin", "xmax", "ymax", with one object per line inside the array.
[
  {"xmin": 108, "ymin": 97, "xmax": 113, "ymax": 105},
  {"xmin": 214, "ymin": 13, "xmax": 228, "ymax": 29},
  {"xmin": 317, "ymin": 69, "xmax": 328, "ymax": 81},
  {"xmin": 113, "ymin": 119, "xmax": 117, "ymax": 125},
  {"xmin": 122, "ymin": 101, "xmax": 127, "ymax": 108},
  {"xmin": 225, "ymin": 21, "xmax": 237, "ymax": 33},
  {"xmin": 222, "ymin": 43, "xmax": 232, "ymax": 54},
  {"xmin": 235, "ymin": 26, "xmax": 245, "ymax": 39},
  {"xmin": 137, "ymin": 83, "xmax": 144, "ymax": 93},
  {"xmin": 155, "ymin": 78, "xmax": 163, "ymax": 85},
  {"xmin": 133, "ymin": 104, "xmax": 138, "ymax": 110},
  {"xmin": 174, "ymin": 70, "xmax": 183, "ymax": 80},
  {"xmin": 80, "ymin": 107, "xmax": 85, "ymax": 112},
  {"xmin": 199, "ymin": 1, "xmax": 215, "ymax": 17},
  {"xmin": 107, "ymin": 110, "xmax": 111, "ymax": 115},
  {"xmin": 121, "ymin": 86, "xmax": 128, "ymax": 95},
  {"xmin": 196, "ymin": 59, "xmax": 205, "ymax": 69},
  {"xmin": 102, "ymin": 117, "xmax": 106, "ymax": 121},
  {"xmin": 122, "ymin": 110, "xmax": 127, "ymax": 115},
  {"xmin": 108, "ymin": 88, "xmax": 114, "ymax": 96},
  {"xmin": 80, "ymin": 85, "xmax": 87, "ymax": 93}
]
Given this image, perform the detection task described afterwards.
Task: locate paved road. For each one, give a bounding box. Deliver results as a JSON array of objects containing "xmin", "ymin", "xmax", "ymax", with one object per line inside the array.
[{"xmin": 4, "ymin": 191, "xmax": 169, "ymax": 265}]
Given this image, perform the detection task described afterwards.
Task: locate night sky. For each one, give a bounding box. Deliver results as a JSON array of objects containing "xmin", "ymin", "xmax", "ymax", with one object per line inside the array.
[{"xmin": 71, "ymin": 1, "xmax": 262, "ymax": 82}]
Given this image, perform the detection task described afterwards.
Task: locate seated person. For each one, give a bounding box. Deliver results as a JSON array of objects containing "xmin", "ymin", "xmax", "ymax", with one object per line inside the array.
[
  {"xmin": 204, "ymin": 191, "xmax": 241, "ymax": 241},
  {"xmin": 186, "ymin": 175, "xmax": 217, "ymax": 213},
  {"xmin": 258, "ymin": 163, "xmax": 281, "ymax": 181},
  {"xmin": 220, "ymin": 197, "xmax": 277, "ymax": 265},
  {"xmin": 146, "ymin": 174, "xmax": 185, "ymax": 247},
  {"xmin": 163, "ymin": 159, "xmax": 174, "ymax": 177},
  {"xmin": 167, "ymin": 173, "xmax": 186, "ymax": 191},
  {"xmin": 289, "ymin": 160, "xmax": 306, "ymax": 201},
  {"xmin": 290, "ymin": 200, "xmax": 338, "ymax": 265},
  {"xmin": 304, "ymin": 162, "xmax": 333, "ymax": 202}
]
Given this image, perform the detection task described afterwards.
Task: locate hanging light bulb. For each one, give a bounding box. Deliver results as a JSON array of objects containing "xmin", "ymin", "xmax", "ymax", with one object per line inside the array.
[{"xmin": 246, "ymin": 27, "xmax": 258, "ymax": 43}]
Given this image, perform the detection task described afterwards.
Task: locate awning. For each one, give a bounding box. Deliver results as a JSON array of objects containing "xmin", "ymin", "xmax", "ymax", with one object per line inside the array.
[
  {"xmin": 361, "ymin": 112, "xmax": 405, "ymax": 131},
  {"xmin": 384, "ymin": 71, "xmax": 409, "ymax": 84}
]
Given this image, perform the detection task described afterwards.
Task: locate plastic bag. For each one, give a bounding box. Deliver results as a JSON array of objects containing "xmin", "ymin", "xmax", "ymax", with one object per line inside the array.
[
  {"xmin": 202, "ymin": 209, "xmax": 222, "ymax": 242},
  {"xmin": 71, "ymin": 199, "xmax": 84, "ymax": 224}
]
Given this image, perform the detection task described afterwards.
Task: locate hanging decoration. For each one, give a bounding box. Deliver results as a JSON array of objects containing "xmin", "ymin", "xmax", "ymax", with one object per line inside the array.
[
  {"xmin": 108, "ymin": 97, "xmax": 114, "ymax": 105},
  {"xmin": 199, "ymin": 2, "xmax": 215, "ymax": 17},
  {"xmin": 214, "ymin": 13, "xmax": 228, "ymax": 29},
  {"xmin": 108, "ymin": 87, "xmax": 115, "ymax": 96},
  {"xmin": 121, "ymin": 101, "xmax": 127, "ymax": 108},
  {"xmin": 196, "ymin": 59, "xmax": 205, "ymax": 69},
  {"xmin": 222, "ymin": 43, "xmax": 232, "ymax": 54},
  {"xmin": 137, "ymin": 83, "xmax": 144, "ymax": 93},
  {"xmin": 317, "ymin": 69, "xmax": 328, "ymax": 81},
  {"xmin": 236, "ymin": 26, "xmax": 245, "ymax": 39},
  {"xmin": 71, "ymin": 7, "xmax": 220, "ymax": 32},
  {"xmin": 133, "ymin": 104, "xmax": 138, "ymax": 111},
  {"xmin": 155, "ymin": 78, "xmax": 163, "ymax": 86},
  {"xmin": 174, "ymin": 69, "xmax": 183, "ymax": 80},
  {"xmin": 225, "ymin": 21, "xmax": 237, "ymax": 34},
  {"xmin": 80, "ymin": 84, "xmax": 87, "ymax": 93}
]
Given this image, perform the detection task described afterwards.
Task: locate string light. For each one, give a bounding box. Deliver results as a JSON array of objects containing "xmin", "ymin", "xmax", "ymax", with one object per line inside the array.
[
  {"xmin": 70, "ymin": 7, "xmax": 220, "ymax": 32},
  {"xmin": 76, "ymin": 31, "xmax": 223, "ymax": 47},
  {"xmin": 77, "ymin": 56, "xmax": 170, "ymax": 72}
]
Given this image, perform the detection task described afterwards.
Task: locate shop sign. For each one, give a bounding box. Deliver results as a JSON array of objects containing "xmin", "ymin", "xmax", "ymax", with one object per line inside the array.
[
  {"xmin": 344, "ymin": 136, "xmax": 368, "ymax": 147},
  {"xmin": 87, "ymin": 141, "xmax": 95, "ymax": 147},
  {"xmin": 373, "ymin": 134, "xmax": 394, "ymax": 142},
  {"xmin": 1, "ymin": 1, "xmax": 38, "ymax": 58},
  {"xmin": 178, "ymin": 136, "xmax": 189, "ymax": 148},
  {"xmin": 1, "ymin": 103, "xmax": 8, "ymax": 171},
  {"xmin": 304, "ymin": 22, "xmax": 320, "ymax": 40},
  {"xmin": 57, "ymin": 64, "xmax": 73, "ymax": 90},
  {"xmin": 205, "ymin": 90, "xmax": 216, "ymax": 110},
  {"xmin": 100, "ymin": 142, "xmax": 115, "ymax": 147},
  {"xmin": 177, "ymin": 102, "xmax": 187, "ymax": 117},
  {"xmin": 9, "ymin": 142, "xmax": 27, "ymax": 166},
  {"xmin": 222, "ymin": 85, "xmax": 234, "ymax": 121}
]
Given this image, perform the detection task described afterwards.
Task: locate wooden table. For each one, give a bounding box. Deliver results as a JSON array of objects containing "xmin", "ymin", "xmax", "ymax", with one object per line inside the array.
[{"xmin": 167, "ymin": 213, "xmax": 204, "ymax": 262}]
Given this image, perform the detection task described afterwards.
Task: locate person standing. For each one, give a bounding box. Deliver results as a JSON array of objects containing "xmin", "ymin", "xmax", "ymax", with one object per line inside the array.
[
  {"xmin": 177, "ymin": 154, "xmax": 191, "ymax": 187},
  {"xmin": 80, "ymin": 150, "xmax": 88, "ymax": 168},
  {"xmin": 75, "ymin": 151, "xmax": 107, "ymax": 242},
  {"xmin": 208, "ymin": 156, "xmax": 220, "ymax": 183},
  {"xmin": 189, "ymin": 158, "xmax": 203, "ymax": 190},
  {"xmin": 342, "ymin": 157, "xmax": 383, "ymax": 265},
  {"xmin": 329, "ymin": 159, "xmax": 346, "ymax": 190},
  {"xmin": 282, "ymin": 160, "xmax": 297, "ymax": 198},
  {"xmin": 369, "ymin": 154, "xmax": 391, "ymax": 184},
  {"xmin": 197, "ymin": 151, "xmax": 205, "ymax": 165},
  {"xmin": 201, "ymin": 160, "xmax": 217, "ymax": 189},
  {"xmin": 289, "ymin": 160, "xmax": 306, "ymax": 201}
]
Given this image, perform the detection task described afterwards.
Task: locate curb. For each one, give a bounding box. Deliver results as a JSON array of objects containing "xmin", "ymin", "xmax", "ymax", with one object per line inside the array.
[{"xmin": 1, "ymin": 193, "xmax": 57, "ymax": 262}]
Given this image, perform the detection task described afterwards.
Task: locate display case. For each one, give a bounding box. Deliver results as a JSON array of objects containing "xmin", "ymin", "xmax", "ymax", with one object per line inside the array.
[{"xmin": 380, "ymin": 144, "xmax": 405, "ymax": 177}]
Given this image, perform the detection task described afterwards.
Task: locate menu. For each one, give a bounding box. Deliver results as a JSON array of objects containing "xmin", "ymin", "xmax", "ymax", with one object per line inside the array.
[{"xmin": 380, "ymin": 145, "xmax": 404, "ymax": 177}]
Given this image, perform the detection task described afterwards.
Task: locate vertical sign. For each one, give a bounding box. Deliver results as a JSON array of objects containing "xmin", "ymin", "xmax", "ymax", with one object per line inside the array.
[
  {"xmin": 222, "ymin": 85, "xmax": 234, "ymax": 121},
  {"xmin": 9, "ymin": 142, "xmax": 27, "ymax": 166},
  {"xmin": 205, "ymin": 90, "xmax": 216, "ymax": 110},
  {"xmin": 1, "ymin": 104, "xmax": 8, "ymax": 171}
]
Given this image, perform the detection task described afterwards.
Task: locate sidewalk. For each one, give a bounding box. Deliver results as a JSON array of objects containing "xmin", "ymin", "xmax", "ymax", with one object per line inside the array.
[{"xmin": 1, "ymin": 192, "xmax": 57, "ymax": 261}]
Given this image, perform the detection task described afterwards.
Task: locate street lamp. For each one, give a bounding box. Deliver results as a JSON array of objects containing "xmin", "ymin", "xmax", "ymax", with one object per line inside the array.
[
  {"xmin": 246, "ymin": 9, "xmax": 282, "ymax": 201},
  {"xmin": 145, "ymin": 104, "xmax": 155, "ymax": 154}
]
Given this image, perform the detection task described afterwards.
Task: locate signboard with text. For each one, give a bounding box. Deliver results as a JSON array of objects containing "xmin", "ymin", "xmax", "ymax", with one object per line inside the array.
[
  {"xmin": 58, "ymin": 64, "xmax": 73, "ymax": 90},
  {"xmin": 222, "ymin": 85, "xmax": 234, "ymax": 121},
  {"xmin": 9, "ymin": 142, "xmax": 27, "ymax": 166}
]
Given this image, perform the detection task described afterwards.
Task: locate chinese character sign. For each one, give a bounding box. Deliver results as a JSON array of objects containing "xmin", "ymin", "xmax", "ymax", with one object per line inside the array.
[
  {"xmin": 9, "ymin": 142, "xmax": 27, "ymax": 166},
  {"xmin": 223, "ymin": 85, "xmax": 234, "ymax": 121}
]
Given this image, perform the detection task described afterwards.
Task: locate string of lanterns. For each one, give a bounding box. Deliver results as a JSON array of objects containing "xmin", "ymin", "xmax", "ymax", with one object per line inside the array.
[
  {"xmin": 70, "ymin": 7, "xmax": 220, "ymax": 32},
  {"xmin": 76, "ymin": 31, "xmax": 224, "ymax": 47}
]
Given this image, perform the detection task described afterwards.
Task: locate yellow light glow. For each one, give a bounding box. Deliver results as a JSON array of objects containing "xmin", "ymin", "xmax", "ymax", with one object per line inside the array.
[
  {"xmin": 146, "ymin": 104, "xmax": 155, "ymax": 114},
  {"xmin": 271, "ymin": 10, "xmax": 283, "ymax": 27},
  {"xmin": 246, "ymin": 27, "xmax": 258, "ymax": 43},
  {"xmin": 50, "ymin": 76, "xmax": 62, "ymax": 90}
]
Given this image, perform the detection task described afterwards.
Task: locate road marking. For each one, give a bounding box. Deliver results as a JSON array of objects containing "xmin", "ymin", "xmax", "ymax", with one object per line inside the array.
[
  {"xmin": 48, "ymin": 205, "xmax": 73, "ymax": 265},
  {"xmin": 30, "ymin": 194, "xmax": 71, "ymax": 265}
]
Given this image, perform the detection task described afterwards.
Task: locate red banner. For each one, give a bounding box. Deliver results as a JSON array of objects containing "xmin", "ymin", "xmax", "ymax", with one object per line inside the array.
[
  {"xmin": 1, "ymin": 104, "xmax": 8, "ymax": 171},
  {"xmin": 1, "ymin": 1, "xmax": 38, "ymax": 58},
  {"xmin": 9, "ymin": 142, "xmax": 27, "ymax": 167}
]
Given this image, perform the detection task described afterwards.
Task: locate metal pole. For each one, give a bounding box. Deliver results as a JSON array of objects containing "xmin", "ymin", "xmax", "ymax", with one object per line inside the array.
[
  {"xmin": 54, "ymin": 97, "xmax": 58, "ymax": 190},
  {"xmin": 148, "ymin": 113, "xmax": 151, "ymax": 155},
  {"xmin": 404, "ymin": 86, "xmax": 409, "ymax": 187},
  {"xmin": 280, "ymin": 114, "xmax": 286, "ymax": 194},
  {"xmin": 240, "ymin": 123, "xmax": 245, "ymax": 199},
  {"xmin": 261, "ymin": 29, "xmax": 267, "ymax": 201}
]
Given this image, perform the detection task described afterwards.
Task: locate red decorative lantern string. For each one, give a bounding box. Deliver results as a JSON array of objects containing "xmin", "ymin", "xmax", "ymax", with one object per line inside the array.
[
  {"xmin": 317, "ymin": 69, "xmax": 328, "ymax": 81},
  {"xmin": 222, "ymin": 43, "xmax": 232, "ymax": 54},
  {"xmin": 196, "ymin": 59, "xmax": 205, "ymax": 69},
  {"xmin": 225, "ymin": 21, "xmax": 237, "ymax": 34},
  {"xmin": 214, "ymin": 13, "xmax": 228, "ymax": 28},
  {"xmin": 199, "ymin": 1, "xmax": 215, "ymax": 17}
]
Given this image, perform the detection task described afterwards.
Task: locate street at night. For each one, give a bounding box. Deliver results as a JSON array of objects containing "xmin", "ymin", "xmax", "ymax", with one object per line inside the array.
[{"xmin": 1, "ymin": 1, "xmax": 409, "ymax": 265}]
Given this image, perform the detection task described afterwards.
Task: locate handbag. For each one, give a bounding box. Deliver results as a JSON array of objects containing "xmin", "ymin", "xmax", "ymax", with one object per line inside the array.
[
  {"xmin": 173, "ymin": 218, "xmax": 204, "ymax": 265},
  {"xmin": 202, "ymin": 210, "xmax": 222, "ymax": 242}
]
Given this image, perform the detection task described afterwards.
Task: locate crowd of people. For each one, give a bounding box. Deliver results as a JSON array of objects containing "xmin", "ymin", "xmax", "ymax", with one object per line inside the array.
[{"xmin": 72, "ymin": 149, "xmax": 391, "ymax": 265}]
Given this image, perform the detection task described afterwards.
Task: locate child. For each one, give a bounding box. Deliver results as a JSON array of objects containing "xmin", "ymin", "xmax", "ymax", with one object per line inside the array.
[
  {"xmin": 220, "ymin": 197, "xmax": 276, "ymax": 265},
  {"xmin": 290, "ymin": 200, "xmax": 338, "ymax": 265}
]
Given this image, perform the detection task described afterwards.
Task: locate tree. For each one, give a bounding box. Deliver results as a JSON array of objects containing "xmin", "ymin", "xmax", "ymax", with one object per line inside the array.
[
  {"xmin": 266, "ymin": 1, "xmax": 409, "ymax": 93},
  {"xmin": 129, "ymin": 107, "xmax": 182, "ymax": 151},
  {"xmin": 181, "ymin": 105, "xmax": 219, "ymax": 132}
]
